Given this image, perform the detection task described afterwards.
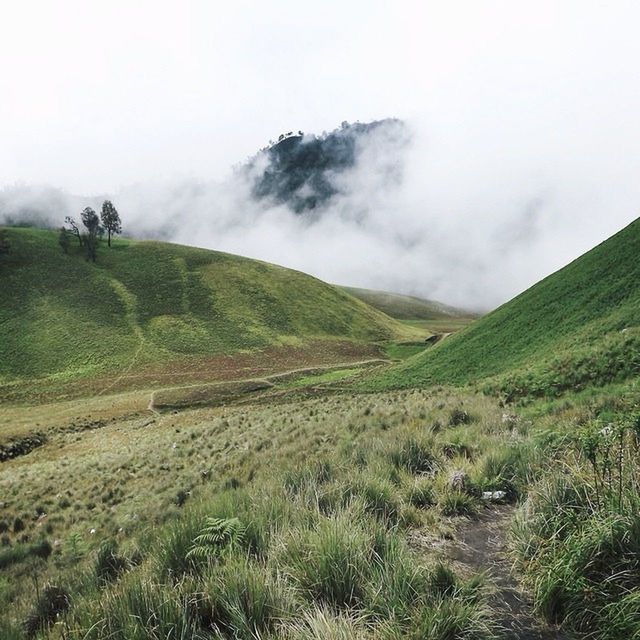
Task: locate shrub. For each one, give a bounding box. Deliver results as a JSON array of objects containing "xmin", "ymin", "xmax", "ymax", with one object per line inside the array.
[
  {"xmin": 95, "ymin": 540, "xmax": 129, "ymax": 585},
  {"xmin": 389, "ymin": 437, "xmax": 437, "ymax": 475},
  {"xmin": 280, "ymin": 512, "xmax": 375, "ymax": 608},
  {"xmin": 24, "ymin": 584, "xmax": 70, "ymax": 638},
  {"xmin": 74, "ymin": 577, "xmax": 204, "ymax": 640},
  {"xmin": 449, "ymin": 408, "xmax": 473, "ymax": 427},
  {"xmin": 407, "ymin": 597, "xmax": 493, "ymax": 640},
  {"xmin": 198, "ymin": 559, "xmax": 295, "ymax": 639},
  {"xmin": 406, "ymin": 479, "xmax": 435, "ymax": 509},
  {"xmin": 438, "ymin": 492, "xmax": 477, "ymax": 517},
  {"xmin": 354, "ymin": 477, "xmax": 400, "ymax": 524}
]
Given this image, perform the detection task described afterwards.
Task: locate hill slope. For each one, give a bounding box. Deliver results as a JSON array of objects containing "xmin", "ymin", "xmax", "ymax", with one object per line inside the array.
[
  {"xmin": 377, "ymin": 218, "xmax": 640, "ymax": 398},
  {"xmin": 0, "ymin": 228, "xmax": 417, "ymax": 400},
  {"xmin": 340, "ymin": 286, "xmax": 474, "ymax": 321}
]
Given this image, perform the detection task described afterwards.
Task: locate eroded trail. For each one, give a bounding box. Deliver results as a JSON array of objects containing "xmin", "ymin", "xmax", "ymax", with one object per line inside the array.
[{"xmin": 442, "ymin": 506, "xmax": 567, "ymax": 640}]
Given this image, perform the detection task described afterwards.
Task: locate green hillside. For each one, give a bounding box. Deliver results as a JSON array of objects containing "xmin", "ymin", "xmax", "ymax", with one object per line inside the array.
[
  {"xmin": 340, "ymin": 286, "xmax": 474, "ymax": 321},
  {"xmin": 376, "ymin": 218, "xmax": 640, "ymax": 398},
  {"xmin": 0, "ymin": 228, "xmax": 417, "ymax": 399}
]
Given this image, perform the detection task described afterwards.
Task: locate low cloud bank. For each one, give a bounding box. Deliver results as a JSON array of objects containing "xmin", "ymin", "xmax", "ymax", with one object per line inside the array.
[{"xmin": 1, "ymin": 118, "xmax": 637, "ymax": 311}]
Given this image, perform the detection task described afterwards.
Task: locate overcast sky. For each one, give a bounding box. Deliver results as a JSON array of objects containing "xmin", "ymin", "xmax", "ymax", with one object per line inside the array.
[{"xmin": 2, "ymin": 1, "xmax": 640, "ymax": 308}]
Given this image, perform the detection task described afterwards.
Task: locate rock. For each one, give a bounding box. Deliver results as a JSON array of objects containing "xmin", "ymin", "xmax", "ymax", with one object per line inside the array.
[{"xmin": 482, "ymin": 490, "xmax": 507, "ymax": 501}]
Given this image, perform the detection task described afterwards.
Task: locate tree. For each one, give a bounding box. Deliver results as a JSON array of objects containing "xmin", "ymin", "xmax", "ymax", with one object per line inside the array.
[
  {"xmin": 64, "ymin": 216, "xmax": 83, "ymax": 247},
  {"xmin": 0, "ymin": 230, "xmax": 9, "ymax": 256},
  {"xmin": 58, "ymin": 227, "xmax": 71, "ymax": 254},
  {"xmin": 81, "ymin": 207, "xmax": 102, "ymax": 262},
  {"xmin": 100, "ymin": 200, "xmax": 121, "ymax": 247}
]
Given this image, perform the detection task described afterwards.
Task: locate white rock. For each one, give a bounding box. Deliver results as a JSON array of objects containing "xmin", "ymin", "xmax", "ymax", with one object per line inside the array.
[{"xmin": 482, "ymin": 490, "xmax": 507, "ymax": 501}]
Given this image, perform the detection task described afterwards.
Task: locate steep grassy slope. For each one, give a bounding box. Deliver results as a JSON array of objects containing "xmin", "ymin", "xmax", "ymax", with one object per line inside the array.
[
  {"xmin": 376, "ymin": 218, "xmax": 640, "ymax": 397},
  {"xmin": 340, "ymin": 286, "xmax": 474, "ymax": 321},
  {"xmin": 0, "ymin": 228, "xmax": 416, "ymax": 397}
]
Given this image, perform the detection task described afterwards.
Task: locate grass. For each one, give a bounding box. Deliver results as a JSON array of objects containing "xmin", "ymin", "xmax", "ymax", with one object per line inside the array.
[
  {"xmin": 0, "ymin": 227, "xmax": 420, "ymax": 403},
  {"xmin": 340, "ymin": 286, "xmax": 474, "ymax": 322},
  {"xmin": 511, "ymin": 404, "xmax": 640, "ymax": 637},
  {"xmin": 371, "ymin": 217, "xmax": 640, "ymax": 398},
  {"xmin": 3, "ymin": 218, "xmax": 640, "ymax": 638},
  {"xmin": 0, "ymin": 388, "xmax": 519, "ymax": 638}
]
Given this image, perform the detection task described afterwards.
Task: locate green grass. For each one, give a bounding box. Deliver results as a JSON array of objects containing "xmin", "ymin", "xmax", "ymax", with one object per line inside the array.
[
  {"xmin": 372, "ymin": 218, "xmax": 640, "ymax": 398},
  {"xmin": 385, "ymin": 342, "xmax": 427, "ymax": 360},
  {"xmin": 0, "ymin": 388, "xmax": 515, "ymax": 638},
  {"xmin": 340, "ymin": 286, "xmax": 475, "ymax": 321},
  {"xmin": 0, "ymin": 227, "xmax": 418, "ymax": 402},
  {"xmin": 283, "ymin": 367, "xmax": 362, "ymax": 388}
]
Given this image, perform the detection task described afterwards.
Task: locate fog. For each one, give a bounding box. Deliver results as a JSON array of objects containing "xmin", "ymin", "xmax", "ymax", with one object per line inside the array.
[{"xmin": 2, "ymin": 1, "xmax": 640, "ymax": 310}]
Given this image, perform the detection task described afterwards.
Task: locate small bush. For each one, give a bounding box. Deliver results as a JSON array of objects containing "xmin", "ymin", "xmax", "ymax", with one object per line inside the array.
[
  {"xmin": 280, "ymin": 512, "xmax": 375, "ymax": 608},
  {"xmin": 407, "ymin": 597, "xmax": 493, "ymax": 640},
  {"xmin": 449, "ymin": 408, "xmax": 473, "ymax": 427},
  {"xmin": 406, "ymin": 479, "xmax": 435, "ymax": 509},
  {"xmin": 95, "ymin": 540, "xmax": 129, "ymax": 585},
  {"xmin": 390, "ymin": 437, "xmax": 437, "ymax": 475},
  {"xmin": 439, "ymin": 492, "xmax": 477, "ymax": 517},
  {"xmin": 199, "ymin": 559, "xmax": 295, "ymax": 639},
  {"xmin": 24, "ymin": 584, "xmax": 70, "ymax": 638}
]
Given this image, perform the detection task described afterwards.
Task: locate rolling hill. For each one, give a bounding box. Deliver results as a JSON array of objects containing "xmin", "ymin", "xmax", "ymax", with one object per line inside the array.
[
  {"xmin": 376, "ymin": 217, "xmax": 640, "ymax": 398},
  {"xmin": 340, "ymin": 286, "xmax": 474, "ymax": 321},
  {"xmin": 0, "ymin": 227, "xmax": 419, "ymax": 401}
]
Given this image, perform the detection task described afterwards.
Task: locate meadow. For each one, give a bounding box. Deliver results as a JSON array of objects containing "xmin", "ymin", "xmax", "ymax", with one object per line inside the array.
[{"xmin": 2, "ymin": 220, "xmax": 640, "ymax": 639}]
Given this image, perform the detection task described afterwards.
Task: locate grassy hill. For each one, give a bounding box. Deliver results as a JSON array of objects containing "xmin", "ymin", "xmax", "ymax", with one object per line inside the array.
[
  {"xmin": 340, "ymin": 286, "xmax": 473, "ymax": 322},
  {"xmin": 0, "ymin": 228, "xmax": 418, "ymax": 401},
  {"xmin": 374, "ymin": 217, "xmax": 640, "ymax": 398}
]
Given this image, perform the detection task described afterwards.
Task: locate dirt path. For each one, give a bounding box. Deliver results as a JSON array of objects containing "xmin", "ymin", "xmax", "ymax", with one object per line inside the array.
[
  {"xmin": 146, "ymin": 358, "xmax": 389, "ymax": 412},
  {"xmin": 442, "ymin": 506, "xmax": 568, "ymax": 639}
]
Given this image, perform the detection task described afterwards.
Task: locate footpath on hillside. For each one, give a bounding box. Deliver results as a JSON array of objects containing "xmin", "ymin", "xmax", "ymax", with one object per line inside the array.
[{"xmin": 442, "ymin": 506, "xmax": 569, "ymax": 640}]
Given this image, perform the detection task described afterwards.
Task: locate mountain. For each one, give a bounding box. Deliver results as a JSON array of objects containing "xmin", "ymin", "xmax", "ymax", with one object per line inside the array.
[
  {"xmin": 0, "ymin": 227, "xmax": 419, "ymax": 402},
  {"xmin": 246, "ymin": 119, "xmax": 407, "ymax": 213},
  {"xmin": 340, "ymin": 286, "xmax": 475, "ymax": 322},
  {"xmin": 375, "ymin": 218, "xmax": 640, "ymax": 398}
]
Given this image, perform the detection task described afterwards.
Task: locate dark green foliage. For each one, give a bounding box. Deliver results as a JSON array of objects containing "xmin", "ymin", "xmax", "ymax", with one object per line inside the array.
[
  {"xmin": 95, "ymin": 540, "xmax": 129, "ymax": 585},
  {"xmin": 23, "ymin": 584, "xmax": 70, "ymax": 638},
  {"xmin": 449, "ymin": 408, "xmax": 472, "ymax": 426},
  {"xmin": 0, "ymin": 539, "xmax": 51, "ymax": 569},
  {"xmin": 100, "ymin": 200, "xmax": 121, "ymax": 247},
  {"xmin": 0, "ymin": 229, "xmax": 10, "ymax": 255},
  {"xmin": 186, "ymin": 517, "xmax": 246, "ymax": 564},
  {"xmin": 64, "ymin": 216, "xmax": 83, "ymax": 247},
  {"xmin": 390, "ymin": 437, "xmax": 438, "ymax": 474},
  {"xmin": 58, "ymin": 227, "xmax": 70, "ymax": 254},
  {"xmin": 248, "ymin": 119, "xmax": 405, "ymax": 213},
  {"xmin": 81, "ymin": 207, "xmax": 102, "ymax": 262}
]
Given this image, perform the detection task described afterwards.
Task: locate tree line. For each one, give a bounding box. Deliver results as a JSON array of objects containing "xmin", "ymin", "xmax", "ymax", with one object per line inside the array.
[{"xmin": 59, "ymin": 200, "xmax": 122, "ymax": 262}]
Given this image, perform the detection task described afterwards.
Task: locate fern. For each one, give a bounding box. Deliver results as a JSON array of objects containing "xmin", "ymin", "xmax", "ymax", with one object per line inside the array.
[{"xmin": 186, "ymin": 517, "xmax": 245, "ymax": 562}]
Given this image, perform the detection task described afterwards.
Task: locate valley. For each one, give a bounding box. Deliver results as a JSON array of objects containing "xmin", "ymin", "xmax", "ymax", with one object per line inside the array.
[{"xmin": 1, "ymin": 221, "xmax": 639, "ymax": 639}]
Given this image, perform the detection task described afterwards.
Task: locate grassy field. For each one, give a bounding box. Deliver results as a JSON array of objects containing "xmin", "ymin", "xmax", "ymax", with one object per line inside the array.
[
  {"xmin": 1, "ymin": 386, "xmax": 525, "ymax": 638},
  {"xmin": 0, "ymin": 228, "xmax": 421, "ymax": 404},
  {"xmin": 373, "ymin": 218, "xmax": 640, "ymax": 398},
  {"xmin": 3, "ymin": 220, "xmax": 640, "ymax": 638}
]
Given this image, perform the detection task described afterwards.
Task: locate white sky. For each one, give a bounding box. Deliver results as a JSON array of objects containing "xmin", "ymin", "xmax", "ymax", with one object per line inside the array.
[{"xmin": 2, "ymin": 1, "xmax": 640, "ymax": 307}]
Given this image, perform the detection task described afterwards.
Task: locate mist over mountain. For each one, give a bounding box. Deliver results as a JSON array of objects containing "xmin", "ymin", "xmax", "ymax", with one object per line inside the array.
[
  {"xmin": 1, "ymin": 114, "xmax": 636, "ymax": 312},
  {"xmin": 247, "ymin": 119, "xmax": 407, "ymax": 213}
]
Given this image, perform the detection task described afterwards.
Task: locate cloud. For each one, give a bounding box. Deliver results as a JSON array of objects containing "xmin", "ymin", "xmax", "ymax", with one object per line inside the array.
[{"xmin": 3, "ymin": 115, "xmax": 637, "ymax": 313}]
